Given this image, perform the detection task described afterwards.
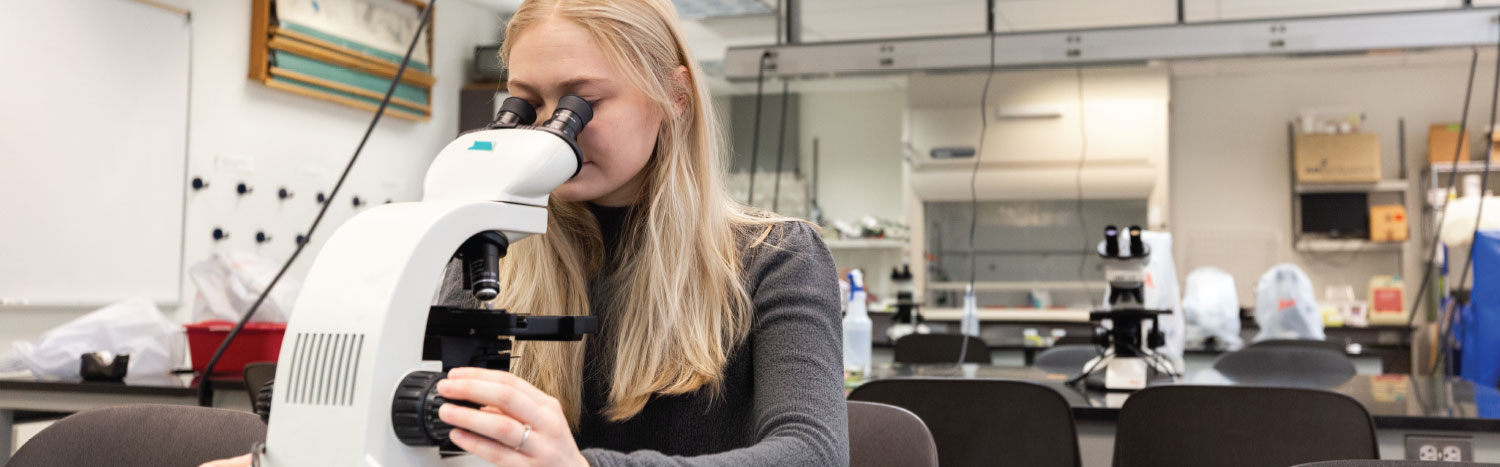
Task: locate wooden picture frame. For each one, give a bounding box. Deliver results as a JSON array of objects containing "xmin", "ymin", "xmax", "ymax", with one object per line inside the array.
[{"xmin": 250, "ymin": 0, "xmax": 435, "ymax": 121}]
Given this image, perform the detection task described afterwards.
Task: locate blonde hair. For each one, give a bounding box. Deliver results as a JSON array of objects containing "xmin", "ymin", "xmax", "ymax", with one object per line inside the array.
[{"xmin": 499, "ymin": 0, "xmax": 783, "ymax": 427}]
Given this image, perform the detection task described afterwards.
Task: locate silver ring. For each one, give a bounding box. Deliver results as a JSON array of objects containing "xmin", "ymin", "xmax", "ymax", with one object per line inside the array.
[{"xmin": 515, "ymin": 424, "xmax": 532, "ymax": 452}]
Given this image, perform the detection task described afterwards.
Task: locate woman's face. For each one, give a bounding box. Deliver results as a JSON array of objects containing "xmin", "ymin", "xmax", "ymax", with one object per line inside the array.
[{"xmin": 506, "ymin": 17, "xmax": 664, "ymax": 207}]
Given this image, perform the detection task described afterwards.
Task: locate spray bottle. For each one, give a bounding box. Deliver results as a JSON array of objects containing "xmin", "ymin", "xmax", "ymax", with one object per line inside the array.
[
  {"xmin": 843, "ymin": 269, "xmax": 873, "ymax": 380},
  {"xmin": 960, "ymin": 283, "xmax": 980, "ymax": 337}
]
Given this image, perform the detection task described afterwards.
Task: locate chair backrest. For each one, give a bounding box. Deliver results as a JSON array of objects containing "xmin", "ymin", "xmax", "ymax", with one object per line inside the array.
[
  {"xmin": 849, "ymin": 378, "xmax": 1080, "ymax": 467},
  {"xmin": 8, "ymin": 404, "xmax": 266, "ymax": 467},
  {"xmin": 894, "ymin": 333, "xmax": 992, "ymax": 364},
  {"xmin": 1114, "ymin": 385, "xmax": 1378, "ymax": 467},
  {"xmin": 243, "ymin": 362, "xmax": 277, "ymax": 407},
  {"xmin": 1034, "ymin": 345, "xmax": 1101, "ymax": 375},
  {"xmin": 847, "ymin": 401, "xmax": 939, "ymax": 467},
  {"xmin": 1295, "ymin": 461, "xmax": 1497, "ymax": 467},
  {"xmin": 1212, "ymin": 346, "xmax": 1357, "ymax": 387},
  {"xmin": 1054, "ymin": 335, "xmax": 1095, "ymax": 346},
  {"xmin": 1252, "ymin": 338, "xmax": 1347, "ymax": 353}
]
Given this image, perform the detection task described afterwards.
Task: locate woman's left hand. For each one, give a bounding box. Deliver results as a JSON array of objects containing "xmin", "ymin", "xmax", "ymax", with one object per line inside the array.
[{"xmin": 436, "ymin": 367, "xmax": 588, "ymax": 467}]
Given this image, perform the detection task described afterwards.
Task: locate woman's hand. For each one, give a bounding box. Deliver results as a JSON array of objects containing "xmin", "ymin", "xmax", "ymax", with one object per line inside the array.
[{"xmin": 437, "ymin": 367, "xmax": 588, "ymax": 467}]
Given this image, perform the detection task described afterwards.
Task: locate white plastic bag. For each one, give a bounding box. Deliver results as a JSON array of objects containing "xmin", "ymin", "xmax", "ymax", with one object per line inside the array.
[
  {"xmin": 1141, "ymin": 231, "xmax": 1186, "ymax": 366},
  {"xmin": 1253, "ymin": 263, "xmax": 1324, "ymax": 342},
  {"xmin": 1182, "ymin": 267, "xmax": 1244, "ymax": 351},
  {"xmin": 189, "ymin": 250, "xmax": 299, "ymax": 323},
  {"xmin": 0, "ymin": 297, "xmax": 186, "ymax": 378}
]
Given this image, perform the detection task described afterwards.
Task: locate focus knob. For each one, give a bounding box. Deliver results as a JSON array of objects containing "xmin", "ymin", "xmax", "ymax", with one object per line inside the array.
[{"xmin": 391, "ymin": 371, "xmax": 478, "ymax": 447}]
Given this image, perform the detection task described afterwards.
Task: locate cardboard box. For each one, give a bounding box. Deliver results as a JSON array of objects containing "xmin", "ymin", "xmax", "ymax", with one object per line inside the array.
[
  {"xmin": 1295, "ymin": 133, "xmax": 1382, "ymax": 183},
  {"xmin": 1428, "ymin": 123, "xmax": 1470, "ymax": 164},
  {"xmin": 1369, "ymin": 204, "xmax": 1408, "ymax": 243},
  {"xmin": 1368, "ymin": 276, "xmax": 1406, "ymax": 326}
]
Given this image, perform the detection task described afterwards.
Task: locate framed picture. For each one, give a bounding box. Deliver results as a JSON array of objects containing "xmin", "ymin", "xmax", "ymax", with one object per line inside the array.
[{"xmin": 250, "ymin": 0, "xmax": 435, "ymax": 121}]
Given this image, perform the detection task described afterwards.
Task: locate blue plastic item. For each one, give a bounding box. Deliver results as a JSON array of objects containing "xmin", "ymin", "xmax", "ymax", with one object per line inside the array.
[{"xmin": 1460, "ymin": 230, "xmax": 1500, "ymax": 388}]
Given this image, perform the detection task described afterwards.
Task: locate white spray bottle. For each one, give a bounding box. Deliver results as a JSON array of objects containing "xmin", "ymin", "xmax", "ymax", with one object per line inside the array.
[
  {"xmin": 843, "ymin": 269, "xmax": 873, "ymax": 379},
  {"xmin": 960, "ymin": 283, "xmax": 980, "ymax": 337}
]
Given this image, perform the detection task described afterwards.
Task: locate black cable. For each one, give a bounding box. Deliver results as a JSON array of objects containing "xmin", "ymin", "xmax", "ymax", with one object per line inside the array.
[
  {"xmin": 196, "ymin": 1, "xmax": 434, "ymax": 407},
  {"xmin": 957, "ymin": 1, "xmax": 998, "ymax": 368},
  {"xmin": 1066, "ymin": 348, "xmax": 1109, "ymax": 386},
  {"xmin": 746, "ymin": 51, "xmax": 771, "ymax": 206},
  {"xmin": 1405, "ymin": 47, "xmax": 1479, "ymax": 335},
  {"xmin": 1074, "ymin": 67, "xmax": 1094, "ymax": 307},
  {"xmin": 1432, "ymin": 37, "xmax": 1500, "ymax": 376},
  {"xmin": 773, "ymin": 80, "xmax": 790, "ymax": 212}
]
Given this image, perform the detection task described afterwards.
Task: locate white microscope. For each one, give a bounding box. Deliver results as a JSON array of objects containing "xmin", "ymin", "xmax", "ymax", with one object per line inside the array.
[
  {"xmin": 256, "ymin": 96, "xmax": 599, "ymax": 466},
  {"xmin": 1071, "ymin": 225, "xmax": 1178, "ymax": 391}
]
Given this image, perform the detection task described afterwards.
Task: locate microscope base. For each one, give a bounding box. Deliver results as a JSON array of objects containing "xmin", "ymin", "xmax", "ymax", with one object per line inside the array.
[{"xmin": 1105, "ymin": 357, "xmax": 1149, "ymax": 390}]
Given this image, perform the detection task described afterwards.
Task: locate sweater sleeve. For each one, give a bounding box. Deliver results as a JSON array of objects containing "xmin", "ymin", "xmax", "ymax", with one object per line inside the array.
[{"xmin": 580, "ymin": 221, "xmax": 851, "ymax": 467}]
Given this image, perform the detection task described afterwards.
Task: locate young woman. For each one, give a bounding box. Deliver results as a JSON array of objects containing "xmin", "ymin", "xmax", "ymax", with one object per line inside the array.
[{"xmin": 205, "ymin": 0, "xmax": 848, "ymax": 466}]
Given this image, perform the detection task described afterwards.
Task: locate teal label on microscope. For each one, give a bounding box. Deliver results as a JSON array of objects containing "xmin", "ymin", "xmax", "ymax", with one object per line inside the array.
[{"xmin": 468, "ymin": 141, "xmax": 494, "ymax": 151}]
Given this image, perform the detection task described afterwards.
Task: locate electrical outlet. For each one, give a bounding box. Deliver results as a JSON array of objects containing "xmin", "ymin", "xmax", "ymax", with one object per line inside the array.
[{"xmin": 1405, "ymin": 435, "xmax": 1473, "ymax": 462}]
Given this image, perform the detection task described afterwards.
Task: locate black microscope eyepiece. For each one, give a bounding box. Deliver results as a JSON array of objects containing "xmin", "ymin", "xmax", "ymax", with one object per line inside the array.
[
  {"xmin": 491, "ymin": 97, "xmax": 537, "ymax": 129},
  {"xmin": 1103, "ymin": 225, "xmax": 1121, "ymax": 258},
  {"xmin": 1128, "ymin": 225, "xmax": 1145, "ymax": 257},
  {"xmin": 543, "ymin": 95, "xmax": 594, "ymax": 140}
]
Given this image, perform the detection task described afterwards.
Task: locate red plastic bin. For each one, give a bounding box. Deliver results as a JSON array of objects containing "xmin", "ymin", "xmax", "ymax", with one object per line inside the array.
[{"xmin": 186, "ymin": 321, "xmax": 287, "ymax": 376}]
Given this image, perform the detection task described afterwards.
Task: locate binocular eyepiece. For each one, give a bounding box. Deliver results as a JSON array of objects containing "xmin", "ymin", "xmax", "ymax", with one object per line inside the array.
[
  {"xmin": 1102, "ymin": 224, "xmax": 1146, "ymax": 258},
  {"xmin": 490, "ymin": 95, "xmax": 594, "ymax": 141}
]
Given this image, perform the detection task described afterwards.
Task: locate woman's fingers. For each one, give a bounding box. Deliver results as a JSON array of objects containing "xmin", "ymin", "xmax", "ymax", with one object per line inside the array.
[
  {"xmin": 437, "ymin": 378, "xmax": 549, "ymax": 427},
  {"xmin": 449, "ymin": 428, "xmax": 529, "ymax": 465},
  {"xmin": 198, "ymin": 453, "xmax": 252, "ymax": 467},
  {"xmin": 439, "ymin": 402, "xmax": 530, "ymax": 448},
  {"xmin": 447, "ymin": 367, "xmax": 559, "ymax": 409}
]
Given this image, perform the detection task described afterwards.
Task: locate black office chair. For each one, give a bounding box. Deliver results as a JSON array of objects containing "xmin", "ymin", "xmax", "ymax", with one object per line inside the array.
[
  {"xmin": 1034, "ymin": 344, "xmax": 1101, "ymax": 375},
  {"xmin": 1114, "ymin": 385, "xmax": 1377, "ymax": 467},
  {"xmin": 242, "ymin": 362, "xmax": 276, "ymax": 405},
  {"xmin": 849, "ymin": 378, "xmax": 1080, "ymax": 467},
  {"xmin": 1296, "ymin": 461, "xmax": 1500, "ymax": 466},
  {"xmin": 847, "ymin": 401, "xmax": 939, "ymax": 467},
  {"xmin": 8, "ymin": 404, "xmax": 266, "ymax": 466},
  {"xmin": 893, "ymin": 333, "xmax": 992, "ymax": 364},
  {"xmin": 1054, "ymin": 335, "xmax": 1095, "ymax": 346},
  {"xmin": 1212, "ymin": 345, "xmax": 1357, "ymax": 387}
]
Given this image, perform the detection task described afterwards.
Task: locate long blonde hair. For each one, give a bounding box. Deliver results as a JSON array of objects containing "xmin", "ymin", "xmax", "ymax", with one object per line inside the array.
[{"xmin": 499, "ymin": 0, "xmax": 780, "ymax": 427}]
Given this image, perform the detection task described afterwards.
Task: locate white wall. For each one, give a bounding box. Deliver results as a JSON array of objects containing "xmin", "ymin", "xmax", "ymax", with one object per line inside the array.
[
  {"xmin": 0, "ymin": 0, "xmax": 504, "ymax": 349},
  {"xmin": 798, "ymin": 90, "xmax": 908, "ymax": 223},
  {"xmin": 1170, "ymin": 50, "xmax": 1490, "ymax": 308}
]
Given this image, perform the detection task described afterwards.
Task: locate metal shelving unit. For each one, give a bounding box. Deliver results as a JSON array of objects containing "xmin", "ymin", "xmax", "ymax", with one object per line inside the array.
[{"xmin": 1287, "ymin": 119, "xmax": 1410, "ymax": 263}]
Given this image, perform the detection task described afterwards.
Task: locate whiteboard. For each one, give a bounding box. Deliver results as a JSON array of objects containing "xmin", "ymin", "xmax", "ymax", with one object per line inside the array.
[{"xmin": 0, "ymin": 0, "xmax": 190, "ymax": 306}]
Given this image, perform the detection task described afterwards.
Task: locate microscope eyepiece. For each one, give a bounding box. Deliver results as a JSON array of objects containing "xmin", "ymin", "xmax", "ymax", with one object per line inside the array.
[
  {"xmin": 1103, "ymin": 225, "xmax": 1120, "ymax": 257},
  {"xmin": 1128, "ymin": 225, "xmax": 1145, "ymax": 257},
  {"xmin": 543, "ymin": 95, "xmax": 594, "ymax": 140},
  {"xmin": 491, "ymin": 97, "xmax": 537, "ymax": 129}
]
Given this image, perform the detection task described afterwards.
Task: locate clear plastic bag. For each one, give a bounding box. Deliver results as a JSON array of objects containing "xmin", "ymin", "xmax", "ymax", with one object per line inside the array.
[
  {"xmin": 1182, "ymin": 267, "xmax": 1244, "ymax": 351},
  {"xmin": 0, "ymin": 297, "xmax": 186, "ymax": 378},
  {"xmin": 1253, "ymin": 263, "xmax": 1324, "ymax": 342},
  {"xmin": 188, "ymin": 250, "xmax": 299, "ymax": 323}
]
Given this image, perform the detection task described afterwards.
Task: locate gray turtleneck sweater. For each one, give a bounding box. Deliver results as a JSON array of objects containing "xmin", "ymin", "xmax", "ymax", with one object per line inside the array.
[{"xmin": 438, "ymin": 204, "xmax": 849, "ymax": 467}]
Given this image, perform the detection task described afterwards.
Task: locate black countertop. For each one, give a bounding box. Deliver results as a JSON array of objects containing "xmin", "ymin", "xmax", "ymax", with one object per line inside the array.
[
  {"xmin": 862, "ymin": 364, "xmax": 1500, "ymax": 432},
  {"xmin": 0, "ymin": 373, "xmax": 246, "ymax": 397}
]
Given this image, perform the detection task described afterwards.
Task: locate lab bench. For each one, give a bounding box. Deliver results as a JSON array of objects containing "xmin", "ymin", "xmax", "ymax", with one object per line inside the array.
[{"xmin": 869, "ymin": 311, "xmax": 1414, "ymax": 372}]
